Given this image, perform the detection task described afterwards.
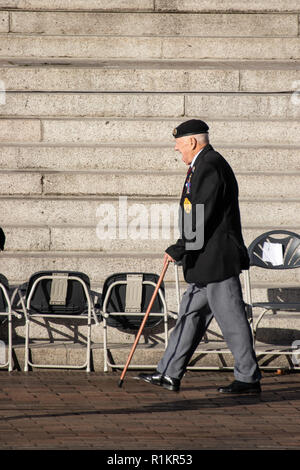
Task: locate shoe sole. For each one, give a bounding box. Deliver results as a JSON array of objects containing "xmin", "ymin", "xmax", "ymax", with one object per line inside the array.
[
  {"xmin": 162, "ymin": 383, "xmax": 180, "ymax": 392},
  {"xmin": 137, "ymin": 376, "xmax": 163, "ymax": 387},
  {"xmin": 137, "ymin": 376, "xmax": 179, "ymax": 392},
  {"xmin": 218, "ymin": 388, "xmax": 261, "ymax": 394}
]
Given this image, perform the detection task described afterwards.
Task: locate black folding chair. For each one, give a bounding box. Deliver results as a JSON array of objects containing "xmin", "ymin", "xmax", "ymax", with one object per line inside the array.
[
  {"xmin": 244, "ymin": 230, "xmax": 300, "ymax": 368},
  {"xmin": 16, "ymin": 271, "xmax": 99, "ymax": 372},
  {"xmin": 101, "ymin": 272, "xmax": 169, "ymax": 371}
]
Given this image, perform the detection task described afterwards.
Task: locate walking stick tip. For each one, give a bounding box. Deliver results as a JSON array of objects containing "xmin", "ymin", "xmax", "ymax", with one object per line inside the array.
[{"xmin": 118, "ymin": 379, "xmax": 124, "ymax": 388}]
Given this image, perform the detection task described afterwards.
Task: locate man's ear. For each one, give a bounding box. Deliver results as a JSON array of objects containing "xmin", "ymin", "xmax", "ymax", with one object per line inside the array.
[{"xmin": 190, "ymin": 136, "xmax": 197, "ymax": 149}]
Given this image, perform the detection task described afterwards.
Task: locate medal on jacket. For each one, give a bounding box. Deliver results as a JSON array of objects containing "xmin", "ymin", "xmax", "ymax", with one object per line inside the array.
[{"xmin": 184, "ymin": 197, "xmax": 192, "ymax": 213}]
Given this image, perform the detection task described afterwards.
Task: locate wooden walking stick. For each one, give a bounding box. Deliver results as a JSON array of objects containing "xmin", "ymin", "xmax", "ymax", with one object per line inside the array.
[{"xmin": 118, "ymin": 259, "xmax": 170, "ymax": 388}]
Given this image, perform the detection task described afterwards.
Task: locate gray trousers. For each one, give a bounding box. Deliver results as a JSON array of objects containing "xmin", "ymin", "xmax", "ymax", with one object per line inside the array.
[{"xmin": 157, "ymin": 276, "xmax": 261, "ymax": 383}]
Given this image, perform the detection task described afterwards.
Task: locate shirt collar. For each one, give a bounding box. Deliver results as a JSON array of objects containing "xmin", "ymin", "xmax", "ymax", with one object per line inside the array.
[{"xmin": 190, "ymin": 148, "xmax": 203, "ymax": 168}]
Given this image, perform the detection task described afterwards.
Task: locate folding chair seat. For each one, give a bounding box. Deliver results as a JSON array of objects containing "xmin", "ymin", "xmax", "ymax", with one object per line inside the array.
[
  {"xmin": 17, "ymin": 270, "xmax": 99, "ymax": 372},
  {"xmin": 244, "ymin": 230, "xmax": 300, "ymax": 369},
  {"xmin": 101, "ymin": 272, "xmax": 168, "ymax": 371}
]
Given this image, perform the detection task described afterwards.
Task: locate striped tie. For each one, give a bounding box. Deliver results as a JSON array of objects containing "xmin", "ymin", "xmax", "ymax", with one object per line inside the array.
[
  {"xmin": 182, "ymin": 166, "xmax": 193, "ymax": 196},
  {"xmin": 186, "ymin": 166, "xmax": 192, "ymax": 180}
]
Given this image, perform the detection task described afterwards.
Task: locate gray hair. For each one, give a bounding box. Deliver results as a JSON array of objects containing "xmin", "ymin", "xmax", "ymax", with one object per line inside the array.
[
  {"xmin": 182, "ymin": 133, "xmax": 209, "ymax": 144},
  {"xmin": 194, "ymin": 133, "xmax": 209, "ymax": 144}
]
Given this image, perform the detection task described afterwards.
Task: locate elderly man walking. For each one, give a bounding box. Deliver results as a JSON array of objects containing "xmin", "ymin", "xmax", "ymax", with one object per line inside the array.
[{"xmin": 138, "ymin": 119, "xmax": 261, "ymax": 394}]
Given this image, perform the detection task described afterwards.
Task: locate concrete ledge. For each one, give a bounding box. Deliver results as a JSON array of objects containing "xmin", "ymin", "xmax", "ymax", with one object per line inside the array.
[
  {"xmin": 0, "ymin": 145, "xmax": 299, "ymax": 173},
  {"xmin": 0, "ymin": 64, "xmax": 240, "ymax": 92},
  {"xmin": 2, "ymin": 0, "xmax": 300, "ymax": 12},
  {"xmin": 8, "ymin": 308, "xmax": 300, "ymax": 345},
  {"xmin": 2, "ymin": 61, "xmax": 299, "ymax": 93},
  {"xmin": 49, "ymin": 225, "xmax": 300, "ymax": 252},
  {"xmin": 0, "ymin": 251, "xmax": 300, "ymax": 285},
  {"xmin": 0, "ymin": 168, "xmax": 297, "ymax": 198},
  {"xmin": 162, "ymin": 37, "xmax": 300, "ymax": 61},
  {"xmin": 240, "ymin": 69, "xmax": 300, "ymax": 92},
  {"xmin": 3, "ymin": 279, "xmax": 300, "ymax": 372},
  {"xmin": 1, "ymin": 35, "xmax": 300, "ymax": 60},
  {"xmin": 1, "ymin": 93, "xmax": 185, "ymax": 118},
  {"xmin": 10, "ymin": 12, "xmax": 298, "ymax": 37},
  {"xmin": 9, "ymin": 342, "xmax": 300, "ymax": 372},
  {"xmin": 0, "ymin": 0, "xmax": 154, "ymax": 11},
  {"xmin": 40, "ymin": 171, "xmax": 300, "ymax": 199},
  {"xmin": 39, "ymin": 226, "xmax": 300, "ymax": 253},
  {"xmin": 155, "ymin": 0, "xmax": 300, "ymax": 13},
  {"xmin": 38, "ymin": 118, "xmax": 300, "ymax": 146},
  {"xmin": 185, "ymin": 93, "xmax": 300, "ymax": 119},
  {"xmin": 0, "ymin": 35, "xmax": 163, "ymax": 60},
  {"xmin": 0, "ymin": 197, "xmax": 299, "ymax": 226},
  {"xmin": 2, "ymin": 93, "xmax": 300, "ymax": 120}
]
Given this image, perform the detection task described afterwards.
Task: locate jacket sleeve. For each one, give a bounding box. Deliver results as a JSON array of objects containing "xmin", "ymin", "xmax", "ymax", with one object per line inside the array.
[{"xmin": 166, "ymin": 162, "xmax": 221, "ymax": 261}]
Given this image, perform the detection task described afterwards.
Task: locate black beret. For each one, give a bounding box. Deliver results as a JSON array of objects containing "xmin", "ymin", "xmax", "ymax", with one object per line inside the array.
[{"xmin": 172, "ymin": 119, "xmax": 209, "ymax": 138}]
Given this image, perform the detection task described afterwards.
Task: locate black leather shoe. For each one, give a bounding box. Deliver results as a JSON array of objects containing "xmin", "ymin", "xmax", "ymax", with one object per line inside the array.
[
  {"xmin": 218, "ymin": 380, "xmax": 261, "ymax": 394},
  {"xmin": 138, "ymin": 372, "xmax": 180, "ymax": 392},
  {"xmin": 138, "ymin": 372, "xmax": 163, "ymax": 387}
]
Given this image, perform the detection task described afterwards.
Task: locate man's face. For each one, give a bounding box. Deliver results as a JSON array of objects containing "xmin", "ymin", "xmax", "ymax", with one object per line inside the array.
[{"xmin": 174, "ymin": 136, "xmax": 195, "ymax": 166}]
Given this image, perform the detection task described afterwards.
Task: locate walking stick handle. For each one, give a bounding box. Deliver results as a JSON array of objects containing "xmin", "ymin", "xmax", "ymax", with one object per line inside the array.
[{"xmin": 118, "ymin": 259, "xmax": 170, "ymax": 388}]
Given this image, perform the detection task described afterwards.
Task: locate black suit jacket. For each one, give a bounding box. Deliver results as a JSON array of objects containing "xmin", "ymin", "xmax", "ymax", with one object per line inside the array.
[
  {"xmin": 166, "ymin": 144, "xmax": 249, "ymax": 284},
  {"xmin": 0, "ymin": 228, "xmax": 5, "ymax": 251}
]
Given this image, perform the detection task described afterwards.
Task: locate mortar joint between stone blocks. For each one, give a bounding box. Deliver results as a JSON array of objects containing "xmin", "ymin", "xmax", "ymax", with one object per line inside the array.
[
  {"xmin": 48, "ymin": 226, "xmax": 52, "ymax": 252},
  {"xmin": 238, "ymin": 70, "xmax": 241, "ymax": 92},
  {"xmin": 40, "ymin": 174, "xmax": 45, "ymax": 195},
  {"xmin": 40, "ymin": 119, "xmax": 44, "ymax": 143}
]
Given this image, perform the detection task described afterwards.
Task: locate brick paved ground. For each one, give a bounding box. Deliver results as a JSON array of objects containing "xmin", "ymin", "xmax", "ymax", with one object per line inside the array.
[{"xmin": 0, "ymin": 369, "xmax": 300, "ymax": 453}]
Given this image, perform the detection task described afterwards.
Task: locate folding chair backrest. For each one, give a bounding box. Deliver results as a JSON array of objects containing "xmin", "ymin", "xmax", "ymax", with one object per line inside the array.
[
  {"xmin": 248, "ymin": 230, "xmax": 300, "ymax": 270},
  {"xmin": 25, "ymin": 271, "xmax": 90, "ymax": 315},
  {"xmin": 101, "ymin": 272, "xmax": 165, "ymax": 330}
]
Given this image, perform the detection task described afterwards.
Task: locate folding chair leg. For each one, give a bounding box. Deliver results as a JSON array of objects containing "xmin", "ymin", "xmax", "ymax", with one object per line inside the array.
[
  {"xmin": 24, "ymin": 319, "xmax": 30, "ymax": 372},
  {"xmin": 86, "ymin": 315, "xmax": 91, "ymax": 373},
  {"xmin": 103, "ymin": 317, "xmax": 108, "ymax": 372},
  {"xmin": 8, "ymin": 312, "xmax": 12, "ymax": 372}
]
